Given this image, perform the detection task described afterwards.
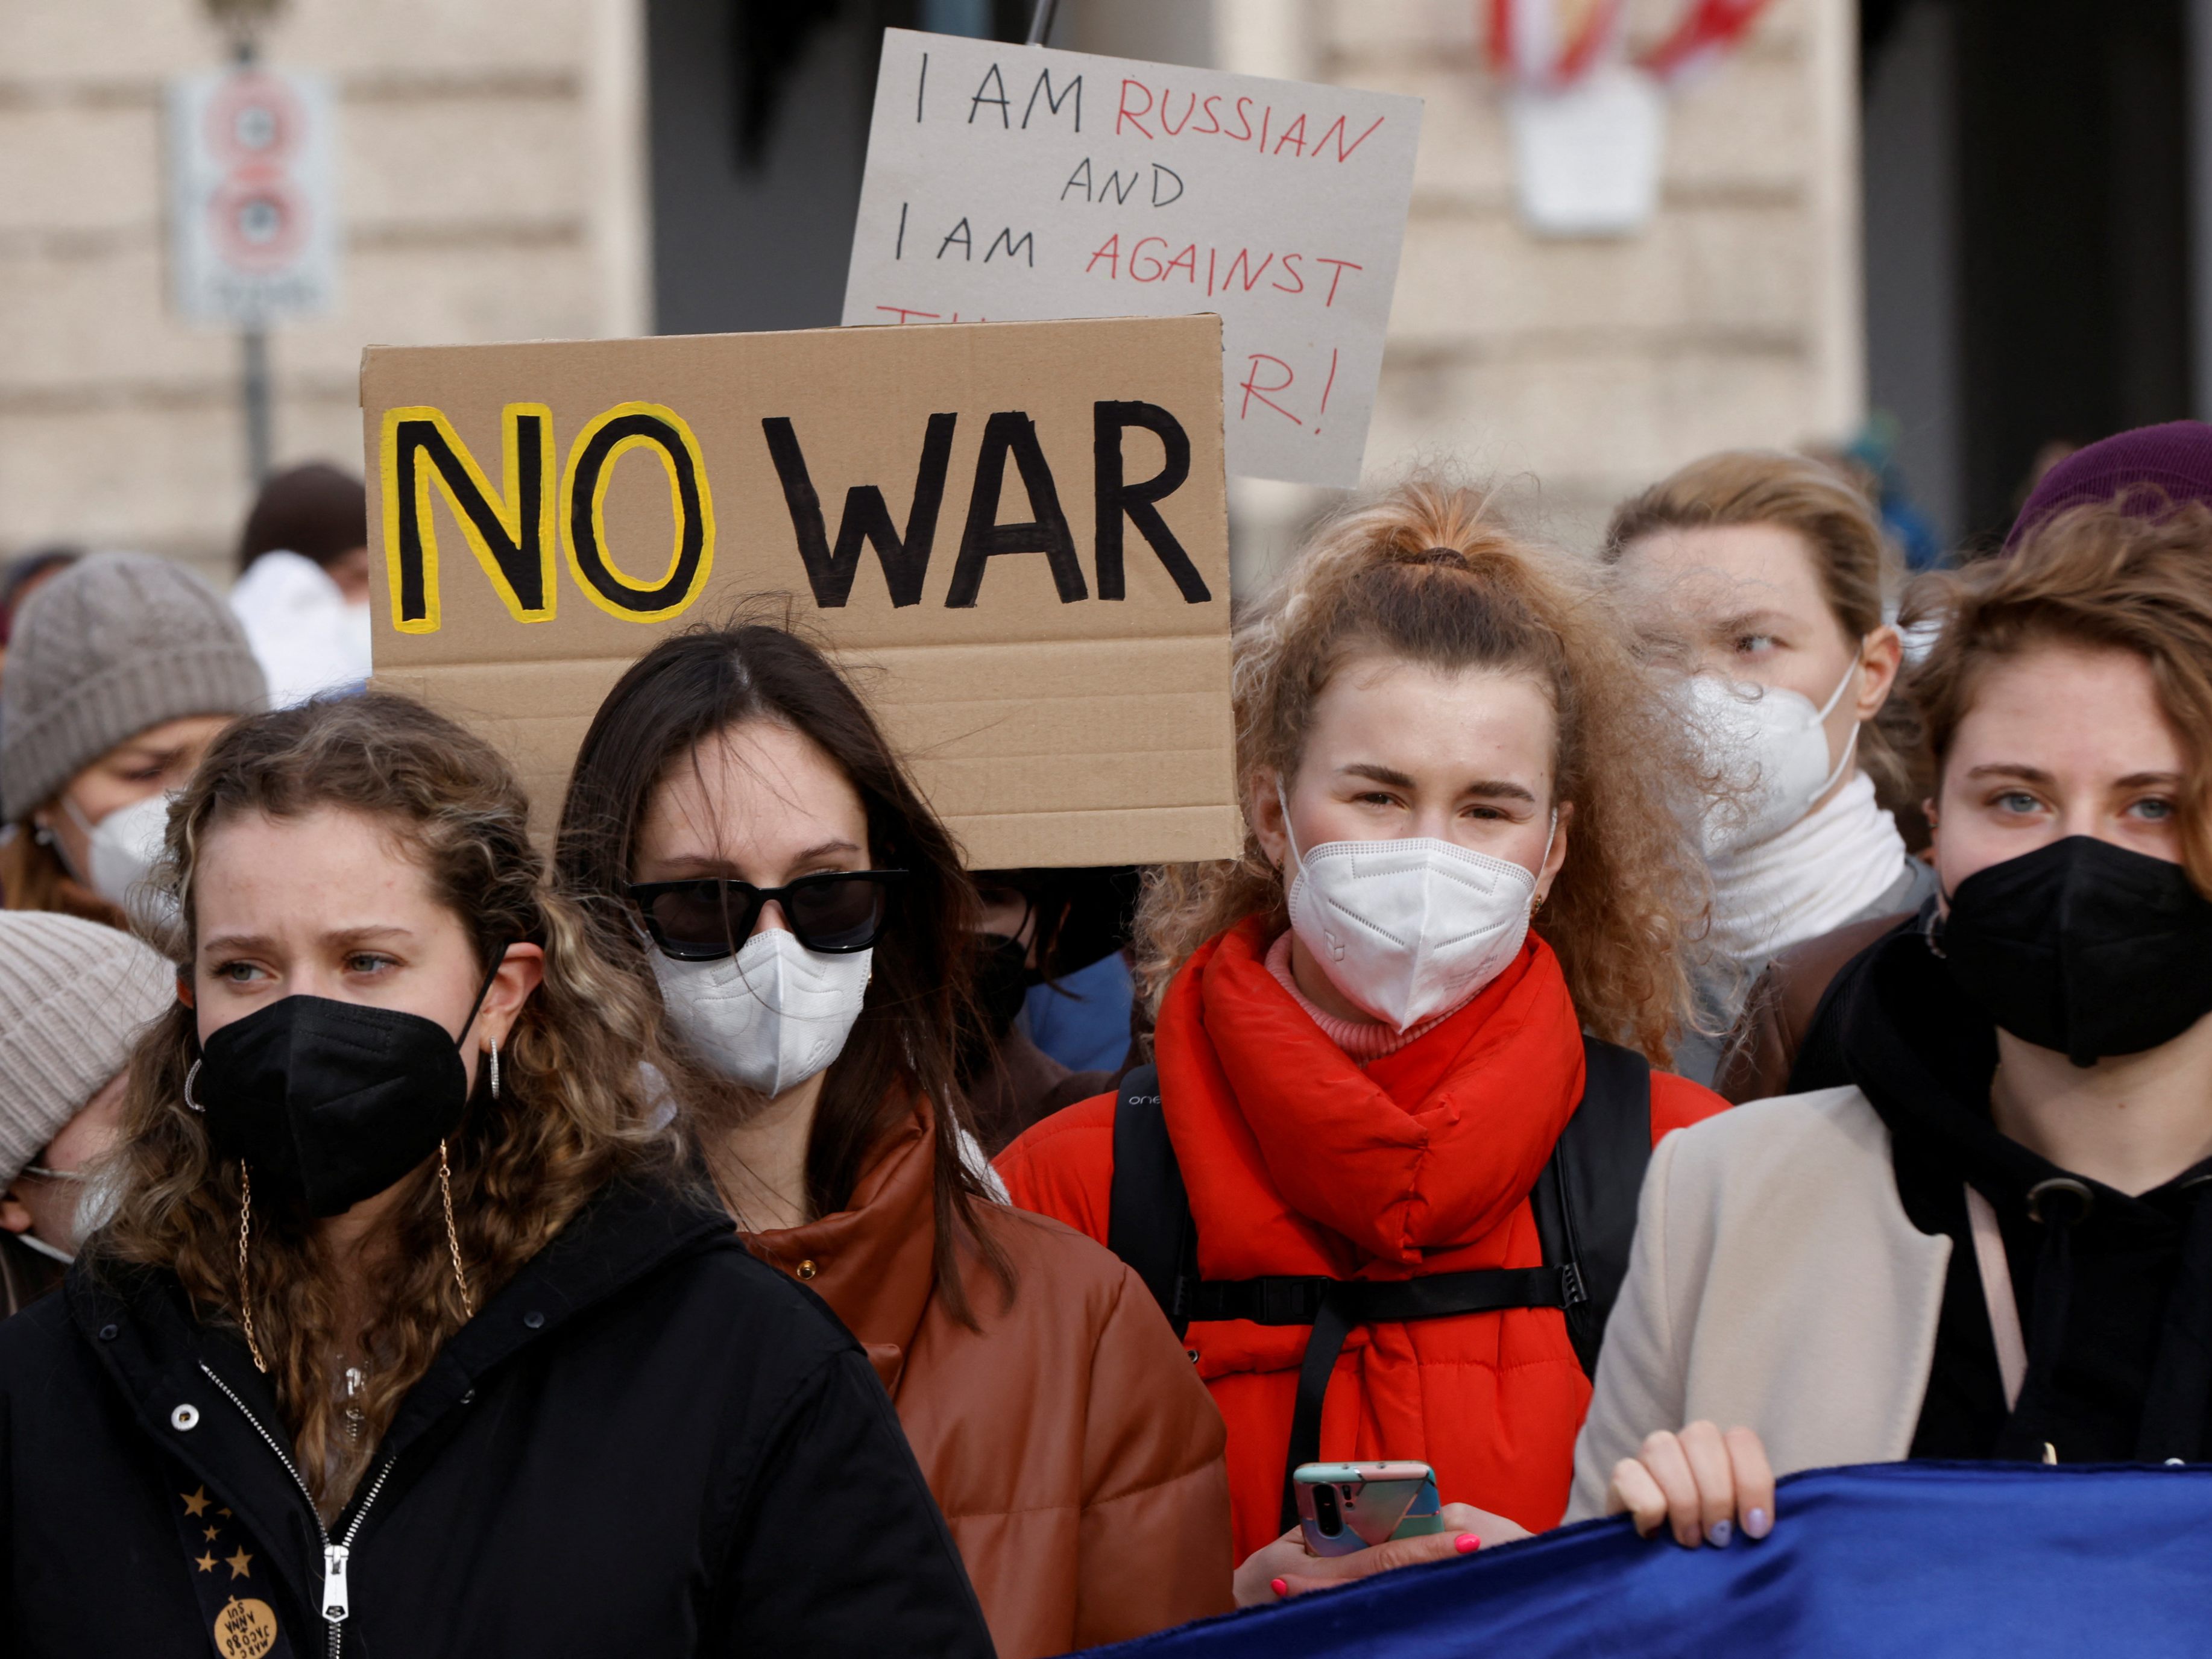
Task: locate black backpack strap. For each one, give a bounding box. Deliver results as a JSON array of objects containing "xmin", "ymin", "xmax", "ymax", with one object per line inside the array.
[
  {"xmin": 1271, "ymin": 1267, "xmax": 1572, "ymax": 1531},
  {"xmin": 1107, "ymin": 1039, "xmax": 1654, "ymax": 1531},
  {"xmin": 1530, "ymin": 1034, "xmax": 1653, "ymax": 1376},
  {"xmin": 1105, "ymin": 1064, "xmax": 1197, "ymax": 1338}
]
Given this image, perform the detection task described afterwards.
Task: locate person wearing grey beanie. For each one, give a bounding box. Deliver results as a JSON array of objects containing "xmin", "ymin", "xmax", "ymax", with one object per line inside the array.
[
  {"xmin": 0, "ymin": 912, "xmax": 174, "ymax": 1315},
  {"xmin": 0, "ymin": 552, "xmax": 264, "ymax": 928}
]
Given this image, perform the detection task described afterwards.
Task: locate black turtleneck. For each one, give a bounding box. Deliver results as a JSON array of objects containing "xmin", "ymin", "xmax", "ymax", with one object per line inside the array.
[{"xmin": 1830, "ymin": 927, "xmax": 2212, "ymax": 1464}]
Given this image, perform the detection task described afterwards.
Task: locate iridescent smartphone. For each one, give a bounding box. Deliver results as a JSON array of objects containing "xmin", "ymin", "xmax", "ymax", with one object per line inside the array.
[{"xmin": 1293, "ymin": 1461, "xmax": 1447, "ymax": 1558}]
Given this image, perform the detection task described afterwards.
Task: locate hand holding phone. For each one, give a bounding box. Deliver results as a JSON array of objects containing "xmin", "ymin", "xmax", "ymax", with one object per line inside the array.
[
  {"xmin": 1293, "ymin": 1462, "xmax": 1451, "ymax": 1558},
  {"xmin": 1232, "ymin": 1492, "xmax": 1534, "ymax": 1607}
]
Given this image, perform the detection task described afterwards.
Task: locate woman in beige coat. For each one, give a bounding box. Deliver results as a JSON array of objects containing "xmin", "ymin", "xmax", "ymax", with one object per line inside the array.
[{"xmin": 1575, "ymin": 500, "xmax": 2212, "ymax": 1546}]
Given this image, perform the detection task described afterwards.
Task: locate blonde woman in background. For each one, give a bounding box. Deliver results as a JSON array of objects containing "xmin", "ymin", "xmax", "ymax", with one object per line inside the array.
[{"xmin": 1604, "ymin": 452, "xmax": 1933, "ymax": 1088}]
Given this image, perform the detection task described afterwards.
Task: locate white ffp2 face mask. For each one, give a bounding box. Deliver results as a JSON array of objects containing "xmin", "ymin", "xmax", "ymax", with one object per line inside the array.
[
  {"xmin": 60, "ymin": 790, "xmax": 179, "ymax": 933},
  {"xmin": 1281, "ymin": 787, "xmax": 1553, "ymax": 1032},
  {"xmin": 1684, "ymin": 656, "xmax": 1859, "ymax": 857},
  {"xmin": 652, "ymin": 927, "xmax": 872, "ymax": 1098}
]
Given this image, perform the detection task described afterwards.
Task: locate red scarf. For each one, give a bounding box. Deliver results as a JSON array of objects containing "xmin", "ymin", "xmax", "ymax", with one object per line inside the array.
[{"xmin": 1156, "ymin": 916, "xmax": 1588, "ymax": 1371}]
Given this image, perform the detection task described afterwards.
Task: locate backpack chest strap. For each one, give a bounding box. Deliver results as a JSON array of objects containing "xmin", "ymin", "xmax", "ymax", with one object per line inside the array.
[
  {"xmin": 1187, "ymin": 1265, "xmax": 1577, "ymax": 1327},
  {"xmin": 1192, "ymin": 1265, "xmax": 1581, "ymax": 1533}
]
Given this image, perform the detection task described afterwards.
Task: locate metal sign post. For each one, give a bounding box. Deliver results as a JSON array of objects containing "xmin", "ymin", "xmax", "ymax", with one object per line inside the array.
[{"xmin": 167, "ymin": 16, "xmax": 338, "ymax": 490}]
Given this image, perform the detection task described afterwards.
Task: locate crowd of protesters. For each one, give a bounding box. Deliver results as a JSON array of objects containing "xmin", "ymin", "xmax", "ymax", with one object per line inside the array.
[{"xmin": 2, "ymin": 420, "xmax": 2211, "ymax": 1654}]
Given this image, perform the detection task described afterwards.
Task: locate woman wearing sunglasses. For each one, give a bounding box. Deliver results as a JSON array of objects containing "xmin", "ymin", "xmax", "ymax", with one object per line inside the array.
[{"xmin": 555, "ymin": 622, "xmax": 1232, "ymax": 1659}]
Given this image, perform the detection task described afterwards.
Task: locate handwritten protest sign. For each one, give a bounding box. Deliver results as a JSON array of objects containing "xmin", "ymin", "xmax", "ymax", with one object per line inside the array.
[
  {"xmin": 842, "ymin": 30, "xmax": 1421, "ymax": 490},
  {"xmin": 362, "ymin": 315, "xmax": 1237, "ymax": 867}
]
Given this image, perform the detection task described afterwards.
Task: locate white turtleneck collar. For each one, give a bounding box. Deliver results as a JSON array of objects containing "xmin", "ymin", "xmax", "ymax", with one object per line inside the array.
[{"xmin": 1706, "ymin": 770, "xmax": 1911, "ymax": 962}]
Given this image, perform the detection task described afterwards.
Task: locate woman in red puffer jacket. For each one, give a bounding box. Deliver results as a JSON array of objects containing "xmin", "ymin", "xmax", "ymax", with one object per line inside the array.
[{"xmin": 997, "ymin": 477, "xmax": 1728, "ymax": 1601}]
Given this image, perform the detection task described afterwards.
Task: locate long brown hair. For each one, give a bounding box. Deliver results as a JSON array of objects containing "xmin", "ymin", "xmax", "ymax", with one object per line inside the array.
[
  {"xmin": 1904, "ymin": 499, "xmax": 2212, "ymax": 895},
  {"xmin": 1139, "ymin": 476, "xmax": 1712, "ymax": 1062},
  {"xmin": 1603, "ymin": 449, "xmax": 1917, "ymax": 803},
  {"xmin": 554, "ymin": 614, "xmax": 1013, "ymax": 1323},
  {"xmin": 92, "ymin": 694, "xmax": 685, "ymax": 1513}
]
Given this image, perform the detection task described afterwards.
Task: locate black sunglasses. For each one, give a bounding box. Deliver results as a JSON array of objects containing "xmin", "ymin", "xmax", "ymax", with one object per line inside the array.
[{"xmin": 626, "ymin": 871, "xmax": 906, "ymax": 961}]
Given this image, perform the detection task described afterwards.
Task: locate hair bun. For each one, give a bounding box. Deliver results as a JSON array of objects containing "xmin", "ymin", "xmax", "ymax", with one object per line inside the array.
[{"xmin": 1404, "ymin": 545, "xmax": 1470, "ymax": 569}]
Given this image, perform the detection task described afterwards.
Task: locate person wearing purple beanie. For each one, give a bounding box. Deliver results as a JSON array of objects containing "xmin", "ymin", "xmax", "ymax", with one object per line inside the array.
[{"xmin": 2005, "ymin": 420, "xmax": 2212, "ymax": 550}]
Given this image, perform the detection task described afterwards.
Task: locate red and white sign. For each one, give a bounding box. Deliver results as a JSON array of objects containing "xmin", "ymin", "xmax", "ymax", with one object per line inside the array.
[
  {"xmin": 842, "ymin": 30, "xmax": 1422, "ymax": 489},
  {"xmin": 167, "ymin": 68, "xmax": 339, "ymax": 325},
  {"xmin": 1484, "ymin": 0, "xmax": 1776, "ymax": 236},
  {"xmin": 1484, "ymin": 0, "xmax": 1777, "ymax": 91}
]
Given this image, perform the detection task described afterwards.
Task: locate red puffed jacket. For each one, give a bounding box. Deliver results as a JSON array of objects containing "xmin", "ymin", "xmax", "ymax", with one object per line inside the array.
[{"xmin": 997, "ymin": 918, "xmax": 1726, "ymax": 1559}]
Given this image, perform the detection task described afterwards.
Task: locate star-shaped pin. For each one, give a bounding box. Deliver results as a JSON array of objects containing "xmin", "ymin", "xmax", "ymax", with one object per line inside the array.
[
  {"xmin": 225, "ymin": 1547, "xmax": 253, "ymax": 1581},
  {"xmin": 181, "ymin": 1487, "xmax": 211, "ymax": 1518},
  {"xmin": 195, "ymin": 1553, "xmax": 216, "ymax": 1573},
  {"xmin": 203, "ymin": 1525, "xmax": 220, "ymax": 1542}
]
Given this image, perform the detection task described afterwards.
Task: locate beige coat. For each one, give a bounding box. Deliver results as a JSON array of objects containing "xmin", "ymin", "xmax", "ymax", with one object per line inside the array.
[{"xmin": 1568, "ymin": 1085, "xmax": 1953, "ymax": 1520}]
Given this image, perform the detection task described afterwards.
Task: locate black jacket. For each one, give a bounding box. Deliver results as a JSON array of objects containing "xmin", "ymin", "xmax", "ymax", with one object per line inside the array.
[
  {"xmin": 0, "ymin": 1176, "xmax": 994, "ymax": 1658},
  {"xmin": 0, "ymin": 1232, "xmax": 62, "ymax": 1322}
]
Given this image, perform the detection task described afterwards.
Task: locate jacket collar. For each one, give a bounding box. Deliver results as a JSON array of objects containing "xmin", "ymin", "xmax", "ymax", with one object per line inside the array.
[
  {"xmin": 65, "ymin": 1172, "xmax": 733, "ymax": 1617},
  {"xmin": 0, "ymin": 1228, "xmax": 66, "ymax": 1316},
  {"xmin": 745, "ymin": 1102, "xmax": 939, "ymax": 1391},
  {"xmin": 1841, "ymin": 925, "xmax": 2208, "ymax": 1231},
  {"xmin": 380, "ymin": 1174, "xmax": 733, "ymax": 1449},
  {"xmin": 1154, "ymin": 917, "xmax": 1586, "ymax": 1277}
]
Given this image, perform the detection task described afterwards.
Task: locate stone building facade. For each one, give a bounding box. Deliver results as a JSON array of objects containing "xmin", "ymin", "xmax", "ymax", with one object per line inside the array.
[
  {"xmin": 0, "ymin": 0, "xmax": 1856, "ymax": 589},
  {"xmin": 1216, "ymin": 0, "xmax": 1861, "ymax": 579},
  {"xmin": 0, "ymin": 0, "xmax": 647, "ymax": 588}
]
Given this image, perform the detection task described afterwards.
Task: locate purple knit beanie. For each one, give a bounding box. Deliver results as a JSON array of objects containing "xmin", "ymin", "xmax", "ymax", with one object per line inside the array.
[{"xmin": 2005, "ymin": 420, "xmax": 2212, "ymax": 550}]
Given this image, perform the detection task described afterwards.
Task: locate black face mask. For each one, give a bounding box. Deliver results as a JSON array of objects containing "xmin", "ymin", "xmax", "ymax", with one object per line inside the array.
[
  {"xmin": 954, "ymin": 933, "xmax": 1034, "ymax": 1086},
  {"xmin": 971, "ymin": 932, "xmax": 1033, "ymax": 1037},
  {"xmin": 1932, "ymin": 836, "xmax": 2212, "ymax": 1068},
  {"xmin": 192, "ymin": 963, "xmax": 500, "ymax": 1217}
]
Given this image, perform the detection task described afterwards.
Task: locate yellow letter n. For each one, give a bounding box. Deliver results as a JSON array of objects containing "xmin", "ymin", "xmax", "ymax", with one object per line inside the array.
[{"xmin": 380, "ymin": 403, "xmax": 558, "ymax": 634}]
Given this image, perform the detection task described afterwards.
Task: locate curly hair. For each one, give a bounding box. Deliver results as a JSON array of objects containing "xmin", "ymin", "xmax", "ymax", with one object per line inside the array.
[
  {"xmin": 90, "ymin": 693, "xmax": 690, "ymax": 1515},
  {"xmin": 1136, "ymin": 476, "xmax": 1713, "ymax": 1062},
  {"xmin": 1904, "ymin": 498, "xmax": 2212, "ymax": 897}
]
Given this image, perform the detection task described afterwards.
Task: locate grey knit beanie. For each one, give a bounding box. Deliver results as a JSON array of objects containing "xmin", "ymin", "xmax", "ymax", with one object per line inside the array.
[
  {"xmin": 0, "ymin": 912, "xmax": 174, "ymax": 1187},
  {"xmin": 0, "ymin": 552, "xmax": 265, "ymax": 816}
]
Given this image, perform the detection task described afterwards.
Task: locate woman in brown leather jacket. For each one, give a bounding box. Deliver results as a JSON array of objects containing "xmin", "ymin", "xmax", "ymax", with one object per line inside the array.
[{"xmin": 556, "ymin": 622, "xmax": 1233, "ymax": 1658}]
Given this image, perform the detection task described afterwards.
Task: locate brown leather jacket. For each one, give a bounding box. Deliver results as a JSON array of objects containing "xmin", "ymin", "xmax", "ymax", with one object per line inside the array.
[
  {"xmin": 1713, "ymin": 911, "xmax": 1912, "ymax": 1103},
  {"xmin": 746, "ymin": 1104, "xmax": 1232, "ymax": 1657}
]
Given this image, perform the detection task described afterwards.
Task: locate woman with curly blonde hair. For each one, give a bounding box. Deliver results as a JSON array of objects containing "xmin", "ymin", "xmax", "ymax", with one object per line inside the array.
[
  {"xmin": 998, "ymin": 477, "xmax": 1729, "ymax": 1600},
  {"xmin": 0, "ymin": 693, "xmax": 991, "ymax": 1658}
]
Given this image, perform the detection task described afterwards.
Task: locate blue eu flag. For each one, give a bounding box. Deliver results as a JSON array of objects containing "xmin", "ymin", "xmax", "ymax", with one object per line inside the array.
[{"xmin": 1095, "ymin": 1462, "xmax": 2212, "ymax": 1658}]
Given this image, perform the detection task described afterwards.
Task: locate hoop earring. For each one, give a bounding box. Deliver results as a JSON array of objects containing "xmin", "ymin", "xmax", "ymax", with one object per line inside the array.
[
  {"xmin": 487, "ymin": 1040, "xmax": 500, "ymax": 1103},
  {"xmin": 439, "ymin": 1139, "xmax": 474, "ymax": 1319},
  {"xmin": 237, "ymin": 1164, "xmax": 266, "ymax": 1374},
  {"xmin": 183, "ymin": 1060, "xmax": 204, "ymax": 1113}
]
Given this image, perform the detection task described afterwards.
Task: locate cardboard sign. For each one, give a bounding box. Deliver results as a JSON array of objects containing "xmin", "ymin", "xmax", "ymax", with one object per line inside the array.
[
  {"xmin": 842, "ymin": 30, "xmax": 1421, "ymax": 490},
  {"xmin": 361, "ymin": 315, "xmax": 1237, "ymax": 868}
]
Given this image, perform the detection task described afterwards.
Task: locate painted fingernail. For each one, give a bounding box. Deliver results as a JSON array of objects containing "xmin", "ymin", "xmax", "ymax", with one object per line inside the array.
[
  {"xmin": 1745, "ymin": 1507, "xmax": 1771, "ymax": 1540},
  {"xmin": 1707, "ymin": 1519, "xmax": 1734, "ymax": 1547},
  {"xmin": 1269, "ymin": 1578, "xmax": 1288, "ymax": 1599},
  {"xmin": 1454, "ymin": 1533, "xmax": 1481, "ymax": 1554}
]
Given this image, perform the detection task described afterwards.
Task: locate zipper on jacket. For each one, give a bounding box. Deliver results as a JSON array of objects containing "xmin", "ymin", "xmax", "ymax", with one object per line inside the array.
[{"xmin": 199, "ymin": 1361, "xmax": 395, "ymax": 1659}]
